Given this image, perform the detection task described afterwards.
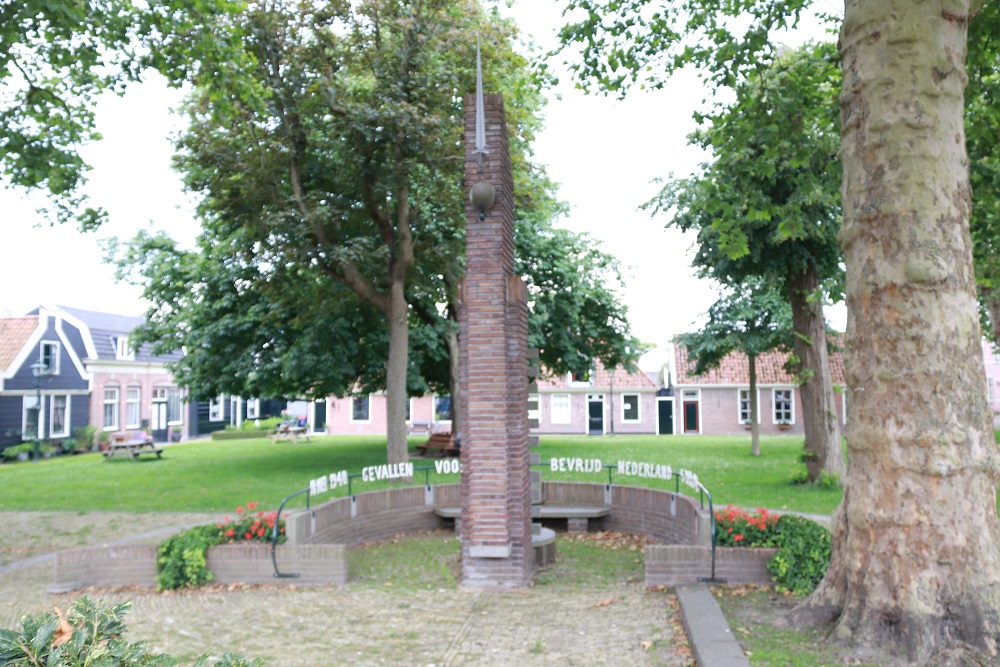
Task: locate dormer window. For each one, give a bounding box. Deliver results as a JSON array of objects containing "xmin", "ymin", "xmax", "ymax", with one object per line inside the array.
[
  {"xmin": 39, "ymin": 341, "xmax": 59, "ymax": 375},
  {"xmin": 112, "ymin": 335, "xmax": 135, "ymax": 360},
  {"xmin": 568, "ymin": 367, "xmax": 593, "ymax": 388}
]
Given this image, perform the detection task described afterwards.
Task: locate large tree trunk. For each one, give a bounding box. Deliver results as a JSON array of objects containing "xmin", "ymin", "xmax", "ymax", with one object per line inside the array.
[
  {"xmin": 797, "ymin": 0, "xmax": 1000, "ymax": 662},
  {"xmin": 788, "ymin": 266, "xmax": 845, "ymax": 481},
  {"xmin": 749, "ymin": 352, "xmax": 760, "ymax": 457},
  {"xmin": 385, "ymin": 279, "xmax": 409, "ymax": 466}
]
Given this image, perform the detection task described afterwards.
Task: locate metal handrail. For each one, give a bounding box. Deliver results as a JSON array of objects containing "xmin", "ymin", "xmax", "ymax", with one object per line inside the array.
[
  {"xmin": 271, "ymin": 487, "xmax": 310, "ymax": 578},
  {"xmin": 277, "ymin": 459, "xmax": 719, "ymax": 581}
]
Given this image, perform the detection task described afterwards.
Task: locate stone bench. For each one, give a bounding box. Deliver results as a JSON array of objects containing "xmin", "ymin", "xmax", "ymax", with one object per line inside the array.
[{"xmin": 434, "ymin": 503, "xmax": 610, "ymax": 534}]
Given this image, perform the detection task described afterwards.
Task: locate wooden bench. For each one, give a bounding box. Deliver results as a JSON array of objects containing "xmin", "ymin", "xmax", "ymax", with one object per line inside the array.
[
  {"xmin": 415, "ymin": 432, "xmax": 459, "ymax": 457},
  {"xmin": 104, "ymin": 432, "xmax": 163, "ymax": 461},
  {"xmin": 272, "ymin": 424, "xmax": 310, "ymax": 444}
]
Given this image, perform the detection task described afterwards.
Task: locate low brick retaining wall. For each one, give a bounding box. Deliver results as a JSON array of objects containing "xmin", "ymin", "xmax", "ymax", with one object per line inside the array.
[
  {"xmin": 645, "ymin": 545, "xmax": 778, "ymax": 586},
  {"xmin": 49, "ymin": 543, "xmax": 346, "ymax": 593},
  {"xmin": 49, "ymin": 482, "xmax": 777, "ymax": 591}
]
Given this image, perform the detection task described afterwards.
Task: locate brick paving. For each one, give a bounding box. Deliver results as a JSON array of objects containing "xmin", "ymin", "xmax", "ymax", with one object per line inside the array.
[{"xmin": 0, "ymin": 512, "xmax": 692, "ymax": 666}]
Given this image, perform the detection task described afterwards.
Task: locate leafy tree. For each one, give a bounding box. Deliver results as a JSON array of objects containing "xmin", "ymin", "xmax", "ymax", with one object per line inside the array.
[
  {"xmin": 561, "ymin": 0, "xmax": 1000, "ymax": 661},
  {"xmin": 676, "ymin": 281, "xmax": 792, "ymax": 456},
  {"xmin": 648, "ymin": 41, "xmax": 845, "ymax": 481},
  {"xmin": 0, "ymin": 0, "xmax": 233, "ymax": 228},
  {"xmin": 966, "ymin": 2, "xmax": 1000, "ymax": 343},
  {"xmin": 113, "ymin": 0, "xmax": 641, "ymax": 460}
]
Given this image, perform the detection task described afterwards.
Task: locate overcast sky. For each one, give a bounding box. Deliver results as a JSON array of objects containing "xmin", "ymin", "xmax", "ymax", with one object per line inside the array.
[{"xmin": 0, "ymin": 0, "xmax": 841, "ymax": 370}]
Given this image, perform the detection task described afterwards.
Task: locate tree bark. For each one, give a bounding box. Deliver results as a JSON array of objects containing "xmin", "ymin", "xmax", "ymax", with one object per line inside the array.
[
  {"xmin": 797, "ymin": 0, "xmax": 1000, "ymax": 661},
  {"xmin": 749, "ymin": 352, "xmax": 760, "ymax": 457},
  {"xmin": 384, "ymin": 278, "xmax": 409, "ymax": 467},
  {"xmin": 788, "ymin": 266, "xmax": 845, "ymax": 481}
]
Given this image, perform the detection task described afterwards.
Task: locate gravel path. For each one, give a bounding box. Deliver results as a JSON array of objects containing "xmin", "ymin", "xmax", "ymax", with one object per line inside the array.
[{"xmin": 0, "ymin": 512, "xmax": 693, "ymax": 666}]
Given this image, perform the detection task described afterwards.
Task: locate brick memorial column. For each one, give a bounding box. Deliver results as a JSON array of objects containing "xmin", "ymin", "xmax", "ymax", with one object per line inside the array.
[{"xmin": 458, "ymin": 87, "xmax": 533, "ymax": 588}]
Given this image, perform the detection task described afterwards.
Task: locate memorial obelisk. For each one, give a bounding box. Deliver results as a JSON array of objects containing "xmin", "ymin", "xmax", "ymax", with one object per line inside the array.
[{"xmin": 457, "ymin": 42, "xmax": 533, "ymax": 588}]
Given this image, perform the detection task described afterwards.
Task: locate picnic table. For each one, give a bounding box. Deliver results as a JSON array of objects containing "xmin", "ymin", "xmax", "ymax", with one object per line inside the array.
[
  {"xmin": 104, "ymin": 431, "xmax": 164, "ymax": 461},
  {"xmin": 272, "ymin": 424, "xmax": 310, "ymax": 444}
]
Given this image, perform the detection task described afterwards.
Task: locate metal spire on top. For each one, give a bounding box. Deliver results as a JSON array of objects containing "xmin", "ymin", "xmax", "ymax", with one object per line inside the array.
[{"xmin": 474, "ymin": 35, "xmax": 489, "ymax": 157}]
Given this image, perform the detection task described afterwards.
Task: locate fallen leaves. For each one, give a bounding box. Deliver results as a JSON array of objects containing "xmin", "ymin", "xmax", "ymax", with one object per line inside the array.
[
  {"xmin": 52, "ymin": 607, "xmax": 74, "ymax": 647},
  {"xmin": 592, "ymin": 597, "xmax": 619, "ymax": 608},
  {"xmin": 561, "ymin": 530, "xmax": 656, "ymax": 551}
]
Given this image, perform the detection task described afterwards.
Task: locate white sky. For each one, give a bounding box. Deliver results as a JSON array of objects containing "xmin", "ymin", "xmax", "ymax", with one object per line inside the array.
[{"xmin": 0, "ymin": 0, "xmax": 842, "ymax": 370}]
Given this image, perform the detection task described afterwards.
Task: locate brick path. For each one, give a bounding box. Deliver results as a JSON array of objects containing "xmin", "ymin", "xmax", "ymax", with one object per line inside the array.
[{"xmin": 0, "ymin": 512, "xmax": 692, "ymax": 666}]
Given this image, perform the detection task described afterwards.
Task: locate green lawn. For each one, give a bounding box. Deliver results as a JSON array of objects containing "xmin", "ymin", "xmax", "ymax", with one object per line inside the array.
[{"xmin": 0, "ymin": 434, "xmax": 841, "ymax": 514}]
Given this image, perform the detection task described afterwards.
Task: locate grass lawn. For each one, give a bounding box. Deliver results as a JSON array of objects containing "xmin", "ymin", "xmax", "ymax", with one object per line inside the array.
[{"xmin": 0, "ymin": 433, "xmax": 841, "ymax": 514}]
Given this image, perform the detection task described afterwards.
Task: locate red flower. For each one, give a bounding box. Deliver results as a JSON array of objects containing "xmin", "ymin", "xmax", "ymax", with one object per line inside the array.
[
  {"xmin": 236, "ymin": 506, "xmax": 245, "ymax": 515},
  {"xmin": 225, "ymin": 529, "xmax": 235, "ymax": 538},
  {"xmin": 244, "ymin": 532, "xmax": 252, "ymax": 539},
  {"xmin": 734, "ymin": 534, "xmax": 745, "ymax": 542},
  {"xmin": 257, "ymin": 528, "xmax": 265, "ymax": 537}
]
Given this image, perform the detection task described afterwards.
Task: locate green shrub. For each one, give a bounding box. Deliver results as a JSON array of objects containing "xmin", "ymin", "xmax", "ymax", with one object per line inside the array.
[
  {"xmin": 766, "ymin": 514, "xmax": 831, "ymax": 594},
  {"xmin": 156, "ymin": 503, "xmax": 285, "ymax": 590},
  {"xmin": 1, "ymin": 443, "xmax": 34, "ymax": 461},
  {"xmin": 156, "ymin": 524, "xmax": 221, "ymax": 591},
  {"xmin": 211, "ymin": 429, "xmax": 272, "ymax": 441},
  {"xmin": 0, "ymin": 596, "xmax": 262, "ymax": 666}
]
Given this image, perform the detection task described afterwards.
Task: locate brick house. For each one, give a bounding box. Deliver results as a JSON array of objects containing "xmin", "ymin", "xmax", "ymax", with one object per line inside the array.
[
  {"xmin": 0, "ymin": 306, "xmax": 207, "ymax": 450},
  {"xmin": 670, "ymin": 341, "xmax": 847, "ymax": 436},
  {"xmin": 324, "ymin": 393, "xmax": 451, "ymax": 436},
  {"xmin": 531, "ymin": 364, "xmax": 664, "ymax": 436}
]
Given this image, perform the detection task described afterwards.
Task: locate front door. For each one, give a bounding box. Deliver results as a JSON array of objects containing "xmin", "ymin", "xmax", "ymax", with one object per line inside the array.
[
  {"xmin": 587, "ymin": 394, "xmax": 604, "ymax": 435},
  {"xmin": 683, "ymin": 401, "xmax": 699, "ymax": 434},
  {"xmin": 657, "ymin": 398, "xmax": 674, "ymax": 435},
  {"xmin": 150, "ymin": 401, "xmax": 168, "ymax": 443},
  {"xmin": 312, "ymin": 399, "xmax": 327, "ymax": 434}
]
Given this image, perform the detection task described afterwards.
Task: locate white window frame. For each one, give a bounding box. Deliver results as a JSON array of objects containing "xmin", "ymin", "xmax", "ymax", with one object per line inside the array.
[
  {"xmin": 568, "ymin": 369, "xmax": 594, "ymax": 388},
  {"xmin": 112, "ymin": 335, "xmax": 135, "ymax": 361},
  {"xmin": 773, "ymin": 388, "xmax": 795, "ymax": 424},
  {"xmin": 621, "ymin": 393, "xmax": 641, "ymax": 423},
  {"xmin": 528, "ymin": 393, "xmax": 540, "ymax": 423},
  {"xmin": 246, "ymin": 398, "xmax": 260, "ymax": 420},
  {"xmin": 39, "ymin": 341, "xmax": 60, "ymax": 375},
  {"xmin": 209, "ymin": 395, "xmax": 224, "ymax": 422},
  {"xmin": 351, "ymin": 396, "xmax": 371, "ymax": 423},
  {"xmin": 21, "ymin": 396, "xmax": 42, "ymax": 441},
  {"xmin": 738, "ymin": 389, "xmax": 761, "ymax": 424},
  {"xmin": 103, "ymin": 387, "xmax": 120, "ymax": 431},
  {"xmin": 49, "ymin": 394, "xmax": 70, "ymax": 438},
  {"xmin": 550, "ymin": 394, "xmax": 571, "ymax": 424},
  {"xmin": 126, "ymin": 387, "xmax": 142, "ymax": 429},
  {"xmin": 166, "ymin": 387, "xmax": 183, "ymax": 425}
]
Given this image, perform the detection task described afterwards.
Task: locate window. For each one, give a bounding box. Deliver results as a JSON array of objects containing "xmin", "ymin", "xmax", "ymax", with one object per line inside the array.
[
  {"xmin": 569, "ymin": 368, "xmax": 593, "ymax": 387},
  {"xmin": 209, "ymin": 395, "xmax": 224, "ymax": 421},
  {"xmin": 773, "ymin": 389, "xmax": 794, "ymax": 424},
  {"xmin": 434, "ymin": 396, "xmax": 452, "ymax": 422},
  {"xmin": 738, "ymin": 389, "xmax": 761, "ymax": 424},
  {"xmin": 551, "ymin": 394, "xmax": 571, "ymax": 424},
  {"xmin": 126, "ymin": 387, "xmax": 141, "ymax": 428},
  {"xmin": 111, "ymin": 335, "xmax": 134, "ymax": 360},
  {"xmin": 103, "ymin": 387, "xmax": 120, "ymax": 430},
  {"xmin": 990, "ymin": 379, "xmax": 996, "ymax": 403},
  {"xmin": 39, "ymin": 341, "xmax": 59, "ymax": 375},
  {"xmin": 246, "ymin": 399, "xmax": 260, "ymax": 420},
  {"xmin": 50, "ymin": 395, "xmax": 69, "ymax": 437},
  {"xmin": 166, "ymin": 387, "xmax": 182, "ymax": 424},
  {"xmin": 405, "ymin": 397, "xmax": 412, "ymax": 422},
  {"xmin": 22, "ymin": 396, "xmax": 41, "ymax": 440},
  {"xmin": 528, "ymin": 393, "xmax": 540, "ymax": 422},
  {"xmin": 621, "ymin": 394, "xmax": 640, "ymax": 422},
  {"xmin": 351, "ymin": 396, "xmax": 371, "ymax": 422}
]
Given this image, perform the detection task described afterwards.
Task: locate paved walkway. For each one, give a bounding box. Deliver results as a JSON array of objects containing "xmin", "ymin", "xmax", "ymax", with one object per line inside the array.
[{"xmin": 0, "ymin": 512, "xmax": 703, "ymax": 666}]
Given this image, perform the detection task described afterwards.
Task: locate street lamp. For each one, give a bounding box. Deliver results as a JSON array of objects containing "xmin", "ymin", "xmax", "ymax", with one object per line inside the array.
[{"xmin": 29, "ymin": 360, "xmax": 47, "ymax": 462}]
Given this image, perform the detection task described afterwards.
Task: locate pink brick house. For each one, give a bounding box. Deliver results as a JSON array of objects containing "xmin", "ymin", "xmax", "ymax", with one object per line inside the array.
[
  {"xmin": 323, "ymin": 393, "xmax": 450, "ymax": 436},
  {"xmin": 671, "ymin": 341, "xmax": 847, "ymax": 436},
  {"xmin": 531, "ymin": 365, "xmax": 663, "ymax": 435}
]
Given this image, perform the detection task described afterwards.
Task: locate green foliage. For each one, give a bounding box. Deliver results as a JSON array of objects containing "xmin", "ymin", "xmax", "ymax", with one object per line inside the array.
[
  {"xmin": 157, "ymin": 503, "xmax": 285, "ymax": 589},
  {"xmin": 766, "ymin": 514, "xmax": 831, "ymax": 594},
  {"xmin": 1, "ymin": 443, "xmax": 33, "ymax": 460},
  {"xmin": 211, "ymin": 430, "xmax": 272, "ymax": 441},
  {"xmin": 0, "ymin": 596, "xmax": 262, "ymax": 666},
  {"xmin": 156, "ymin": 524, "xmax": 220, "ymax": 590}
]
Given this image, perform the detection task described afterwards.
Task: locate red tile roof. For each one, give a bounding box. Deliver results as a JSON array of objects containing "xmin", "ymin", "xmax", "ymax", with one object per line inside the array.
[
  {"xmin": 536, "ymin": 363, "xmax": 661, "ymax": 391},
  {"xmin": 674, "ymin": 340, "xmax": 845, "ymax": 386},
  {"xmin": 0, "ymin": 317, "xmax": 39, "ymax": 372}
]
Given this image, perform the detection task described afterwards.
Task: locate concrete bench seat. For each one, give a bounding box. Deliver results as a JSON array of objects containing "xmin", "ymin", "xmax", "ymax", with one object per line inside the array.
[{"xmin": 434, "ymin": 504, "xmax": 610, "ymax": 534}]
